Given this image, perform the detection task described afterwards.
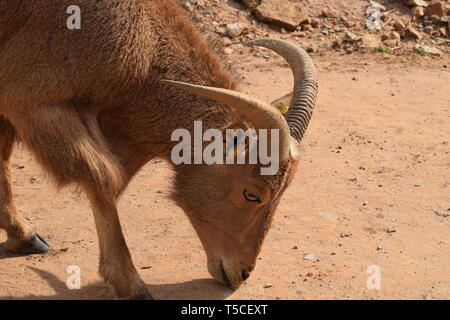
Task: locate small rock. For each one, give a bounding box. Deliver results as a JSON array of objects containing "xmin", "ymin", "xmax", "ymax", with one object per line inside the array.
[
  {"xmin": 370, "ymin": 1, "xmax": 386, "ymax": 11},
  {"xmin": 322, "ymin": 8, "xmax": 339, "ymax": 19},
  {"xmin": 386, "ymin": 227, "xmax": 397, "ymax": 233},
  {"xmin": 306, "ymin": 44, "xmax": 319, "ymax": 53},
  {"xmin": 411, "ymin": 6, "xmax": 425, "ymax": 21},
  {"xmin": 384, "ymin": 39, "xmax": 398, "ymax": 47},
  {"xmin": 182, "ymin": 1, "xmax": 194, "ymax": 12},
  {"xmin": 429, "ymin": 14, "xmax": 442, "ymax": 23},
  {"xmin": 340, "ymin": 232, "xmax": 352, "ymax": 238},
  {"xmin": 292, "ymin": 246, "xmax": 299, "ymax": 250},
  {"xmin": 344, "ymin": 31, "xmax": 359, "ymax": 42},
  {"xmin": 240, "ymin": 0, "xmax": 259, "ymax": 9},
  {"xmin": 376, "ymin": 246, "xmax": 383, "ymax": 250},
  {"xmin": 303, "ymin": 253, "xmax": 316, "ymax": 260},
  {"xmin": 405, "ymin": 0, "xmax": 428, "ymax": 8},
  {"xmin": 391, "ymin": 31, "xmax": 402, "ymax": 41},
  {"xmin": 424, "ymin": 26, "xmax": 433, "ymax": 34},
  {"xmin": 344, "ymin": 20, "xmax": 356, "ymax": 28},
  {"xmin": 393, "ymin": 17, "xmax": 407, "ymax": 31},
  {"xmin": 360, "ymin": 34, "xmax": 382, "ymax": 48},
  {"xmin": 222, "ymin": 37, "xmax": 232, "ymax": 46},
  {"xmin": 263, "ymin": 283, "xmax": 273, "ymax": 289},
  {"xmin": 226, "ymin": 23, "xmax": 245, "ymax": 38},
  {"xmin": 223, "ymin": 47, "xmax": 234, "ymax": 55},
  {"xmin": 202, "ymin": 9, "xmax": 212, "ymax": 15},
  {"xmin": 310, "ymin": 18, "xmax": 320, "ymax": 28},
  {"xmin": 407, "ymin": 26, "xmax": 423, "ymax": 40}
]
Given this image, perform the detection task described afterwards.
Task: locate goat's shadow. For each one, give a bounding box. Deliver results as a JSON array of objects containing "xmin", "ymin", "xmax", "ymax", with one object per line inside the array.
[{"xmin": 0, "ymin": 252, "xmax": 231, "ymax": 300}]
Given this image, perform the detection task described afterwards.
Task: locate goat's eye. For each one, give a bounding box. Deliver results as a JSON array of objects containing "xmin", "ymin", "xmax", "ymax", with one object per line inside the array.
[{"xmin": 243, "ymin": 189, "xmax": 261, "ymax": 203}]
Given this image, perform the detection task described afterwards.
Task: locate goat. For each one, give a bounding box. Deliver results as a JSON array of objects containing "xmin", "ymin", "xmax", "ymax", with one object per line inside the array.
[{"xmin": 0, "ymin": 0, "xmax": 317, "ymax": 299}]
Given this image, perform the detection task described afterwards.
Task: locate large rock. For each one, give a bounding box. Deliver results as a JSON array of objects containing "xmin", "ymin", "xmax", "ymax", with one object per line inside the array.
[
  {"xmin": 415, "ymin": 44, "xmax": 443, "ymax": 56},
  {"xmin": 254, "ymin": 0, "xmax": 309, "ymax": 31},
  {"xmin": 426, "ymin": 1, "xmax": 445, "ymax": 18},
  {"xmin": 359, "ymin": 34, "xmax": 382, "ymax": 48}
]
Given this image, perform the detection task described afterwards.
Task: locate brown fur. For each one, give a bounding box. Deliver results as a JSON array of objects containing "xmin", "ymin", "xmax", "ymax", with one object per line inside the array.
[{"xmin": 0, "ymin": 0, "xmax": 299, "ymax": 298}]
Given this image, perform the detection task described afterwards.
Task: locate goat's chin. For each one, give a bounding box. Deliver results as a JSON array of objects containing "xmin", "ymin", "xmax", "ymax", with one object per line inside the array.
[{"xmin": 207, "ymin": 257, "xmax": 243, "ymax": 290}]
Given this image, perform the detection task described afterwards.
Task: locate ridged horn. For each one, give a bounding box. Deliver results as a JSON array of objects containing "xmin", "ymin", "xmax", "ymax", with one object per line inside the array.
[
  {"xmin": 161, "ymin": 80, "xmax": 290, "ymax": 162},
  {"xmin": 246, "ymin": 39, "xmax": 318, "ymax": 142}
]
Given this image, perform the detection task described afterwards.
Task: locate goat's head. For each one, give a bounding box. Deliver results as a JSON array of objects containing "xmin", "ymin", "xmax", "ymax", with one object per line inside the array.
[{"xmin": 164, "ymin": 39, "xmax": 318, "ymax": 289}]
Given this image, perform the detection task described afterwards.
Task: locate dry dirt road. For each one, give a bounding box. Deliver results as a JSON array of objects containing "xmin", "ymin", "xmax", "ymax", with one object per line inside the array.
[{"xmin": 0, "ymin": 51, "xmax": 449, "ymax": 300}]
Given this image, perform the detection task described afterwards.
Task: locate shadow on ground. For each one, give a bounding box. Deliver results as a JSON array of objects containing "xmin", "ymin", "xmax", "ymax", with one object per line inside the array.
[{"xmin": 0, "ymin": 263, "xmax": 230, "ymax": 300}]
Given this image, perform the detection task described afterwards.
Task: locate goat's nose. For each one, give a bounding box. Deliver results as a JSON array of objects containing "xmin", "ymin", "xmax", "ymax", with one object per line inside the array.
[{"xmin": 242, "ymin": 269, "xmax": 251, "ymax": 281}]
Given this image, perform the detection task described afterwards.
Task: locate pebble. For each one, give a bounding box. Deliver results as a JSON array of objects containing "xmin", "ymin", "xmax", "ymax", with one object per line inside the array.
[
  {"xmin": 303, "ymin": 253, "xmax": 316, "ymax": 260},
  {"xmin": 263, "ymin": 283, "xmax": 273, "ymax": 289},
  {"xmin": 226, "ymin": 23, "xmax": 245, "ymax": 38},
  {"xmin": 182, "ymin": 1, "xmax": 194, "ymax": 12},
  {"xmin": 423, "ymin": 26, "xmax": 433, "ymax": 34},
  {"xmin": 386, "ymin": 227, "xmax": 397, "ymax": 233},
  {"xmin": 223, "ymin": 47, "xmax": 234, "ymax": 55}
]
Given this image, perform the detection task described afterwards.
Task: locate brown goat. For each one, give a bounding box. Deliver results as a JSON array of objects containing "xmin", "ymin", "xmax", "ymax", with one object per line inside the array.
[{"xmin": 0, "ymin": 0, "xmax": 317, "ymax": 299}]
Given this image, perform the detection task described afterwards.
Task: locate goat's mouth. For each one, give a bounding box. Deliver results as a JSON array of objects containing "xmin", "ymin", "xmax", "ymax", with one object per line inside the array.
[{"xmin": 220, "ymin": 260, "xmax": 232, "ymax": 287}]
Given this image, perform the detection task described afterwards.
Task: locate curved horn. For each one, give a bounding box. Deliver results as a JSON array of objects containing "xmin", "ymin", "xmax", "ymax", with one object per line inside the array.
[
  {"xmin": 161, "ymin": 80, "xmax": 290, "ymax": 162},
  {"xmin": 246, "ymin": 39, "xmax": 318, "ymax": 142}
]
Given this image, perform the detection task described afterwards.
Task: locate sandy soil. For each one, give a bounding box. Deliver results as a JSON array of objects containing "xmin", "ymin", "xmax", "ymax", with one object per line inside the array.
[{"xmin": 0, "ymin": 47, "xmax": 448, "ymax": 300}]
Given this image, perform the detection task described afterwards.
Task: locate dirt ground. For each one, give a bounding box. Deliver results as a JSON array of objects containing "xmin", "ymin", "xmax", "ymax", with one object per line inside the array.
[
  {"xmin": 1, "ymin": 0, "xmax": 450, "ymax": 300},
  {"xmin": 0, "ymin": 49, "xmax": 448, "ymax": 300}
]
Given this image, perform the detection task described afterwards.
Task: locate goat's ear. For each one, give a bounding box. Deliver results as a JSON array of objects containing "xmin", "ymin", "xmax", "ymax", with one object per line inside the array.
[
  {"xmin": 271, "ymin": 91, "xmax": 293, "ymax": 115},
  {"xmin": 220, "ymin": 122, "xmax": 249, "ymax": 143},
  {"xmin": 220, "ymin": 122, "xmax": 251, "ymax": 162}
]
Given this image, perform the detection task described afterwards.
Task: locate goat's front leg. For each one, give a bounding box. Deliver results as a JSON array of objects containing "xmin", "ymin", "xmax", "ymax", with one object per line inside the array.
[{"xmin": 86, "ymin": 190, "xmax": 152, "ymax": 299}]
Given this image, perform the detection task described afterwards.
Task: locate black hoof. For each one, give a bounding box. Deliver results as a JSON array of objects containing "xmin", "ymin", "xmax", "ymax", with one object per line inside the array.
[
  {"xmin": 130, "ymin": 291, "xmax": 154, "ymax": 300},
  {"xmin": 14, "ymin": 234, "xmax": 50, "ymax": 254}
]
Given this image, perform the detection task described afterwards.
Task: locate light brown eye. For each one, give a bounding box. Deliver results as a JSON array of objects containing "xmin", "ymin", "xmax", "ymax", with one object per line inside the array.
[{"xmin": 243, "ymin": 189, "xmax": 261, "ymax": 203}]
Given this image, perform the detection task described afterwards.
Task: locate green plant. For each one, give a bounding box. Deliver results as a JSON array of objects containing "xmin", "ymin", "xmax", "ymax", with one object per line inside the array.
[
  {"xmin": 414, "ymin": 46, "xmax": 427, "ymax": 56},
  {"xmin": 376, "ymin": 46, "xmax": 392, "ymax": 54}
]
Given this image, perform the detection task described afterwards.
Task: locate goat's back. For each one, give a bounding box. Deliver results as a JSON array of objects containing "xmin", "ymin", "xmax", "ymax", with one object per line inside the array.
[{"xmin": 0, "ymin": 0, "xmax": 163, "ymax": 113}]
